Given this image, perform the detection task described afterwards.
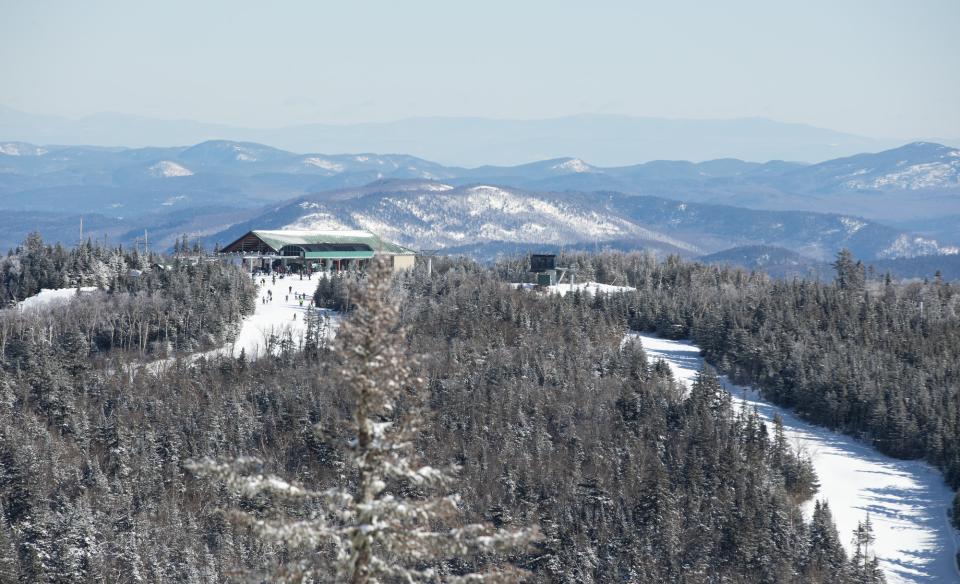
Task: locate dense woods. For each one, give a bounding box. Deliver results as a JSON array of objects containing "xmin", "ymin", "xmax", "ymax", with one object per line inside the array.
[
  {"xmin": 507, "ymin": 251, "xmax": 960, "ymax": 534},
  {"xmin": 0, "ymin": 236, "xmax": 913, "ymax": 581},
  {"xmin": 0, "ymin": 235, "xmax": 256, "ymax": 358}
]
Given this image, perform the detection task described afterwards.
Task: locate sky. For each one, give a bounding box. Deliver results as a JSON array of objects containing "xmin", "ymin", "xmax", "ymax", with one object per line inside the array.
[{"xmin": 1, "ymin": 0, "xmax": 958, "ymax": 140}]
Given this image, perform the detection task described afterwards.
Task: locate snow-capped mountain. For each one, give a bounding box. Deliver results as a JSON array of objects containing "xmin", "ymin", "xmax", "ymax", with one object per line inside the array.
[
  {"xmin": 841, "ymin": 145, "xmax": 960, "ymax": 190},
  {"xmin": 149, "ymin": 160, "xmax": 194, "ymax": 178},
  {"xmin": 771, "ymin": 142, "xmax": 960, "ymax": 192},
  {"xmin": 207, "ymin": 183, "xmax": 958, "ymax": 262},
  {"xmin": 287, "ymin": 184, "xmax": 698, "ymax": 253},
  {"xmin": 177, "ymin": 140, "xmax": 297, "ymax": 167},
  {"xmin": 2, "ymin": 138, "xmax": 958, "ymax": 261},
  {"xmin": 0, "ymin": 141, "xmax": 47, "ymax": 156}
]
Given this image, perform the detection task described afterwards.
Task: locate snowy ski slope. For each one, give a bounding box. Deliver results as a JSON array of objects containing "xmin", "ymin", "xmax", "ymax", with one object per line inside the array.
[
  {"xmin": 14, "ymin": 286, "xmax": 99, "ymax": 311},
  {"xmin": 232, "ymin": 273, "xmax": 337, "ymax": 359},
  {"xmin": 630, "ymin": 333, "xmax": 960, "ymax": 583}
]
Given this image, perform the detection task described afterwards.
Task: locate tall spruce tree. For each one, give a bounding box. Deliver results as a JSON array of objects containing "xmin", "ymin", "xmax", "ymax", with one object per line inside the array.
[{"xmin": 190, "ymin": 259, "xmax": 535, "ymax": 582}]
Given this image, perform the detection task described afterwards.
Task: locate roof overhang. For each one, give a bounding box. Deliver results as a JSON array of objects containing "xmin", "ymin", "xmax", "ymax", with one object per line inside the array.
[{"xmin": 220, "ymin": 229, "xmax": 416, "ymax": 255}]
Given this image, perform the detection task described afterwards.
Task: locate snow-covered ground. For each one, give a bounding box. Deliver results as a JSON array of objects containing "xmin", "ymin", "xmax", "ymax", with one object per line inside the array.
[
  {"xmin": 547, "ymin": 281, "xmax": 635, "ymax": 296},
  {"xmin": 146, "ymin": 274, "xmax": 336, "ymax": 375},
  {"xmin": 511, "ymin": 281, "xmax": 636, "ymax": 296},
  {"xmin": 14, "ymin": 287, "xmax": 99, "ymax": 311},
  {"xmin": 629, "ymin": 333, "xmax": 960, "ymax": 584},
  {"xmin": 232, "ymin": 273, "xmax": 337, "ymax": 359}
]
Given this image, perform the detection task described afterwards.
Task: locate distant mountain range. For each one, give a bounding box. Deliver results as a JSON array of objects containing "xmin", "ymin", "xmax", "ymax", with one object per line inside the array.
[
  {"xmin": 699, "ymin": 245, "xmax": 960, "ymax": 282},
  {"xmin": 205, "ymin": 181, "xmax": 957, "ymax": 263},
  {"xmin": 1, "ymin": 137, "xmax": 958, "ymax": 276},
  {"xmin": 6, "ymin": 106, "xmax": 958, "ymax": 166}
]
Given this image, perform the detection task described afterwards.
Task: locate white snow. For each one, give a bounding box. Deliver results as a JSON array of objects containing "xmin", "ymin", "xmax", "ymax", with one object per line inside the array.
[
  {"xmin": 145, "ymin": 274, "xmax": 337, "ymax": 375},
  {"xmin": 844, "ymin": 157, "xmax": 960, "ymax": 190},
  {"xmin": 255, "ymin": 228, "xmax": 373, "ymax": 239},
  {"xmin": 303, "ymin": 157, "xmax": 345, "ymax": 173},
  {"xmin": 552, "ymin": 158, "xmax": 594, "ymax": 173},
  {"xmin": 511, "ymin": 281, "xmax": 636, "ymax": 297},
  {"xmin": 230, "ymin": 274, "xmax": 337, "ymax": 359},
  {"xmin": 161, "ymin": 195, "xmax": 189, "ymax": 206},
  {"xmin": 547, "ymin": 281, "xmax": 635, "ymax": 296},
  {"xmin": 629, "ymin": 332, "xmax": 960, "ymax": 584},
  {"xmin": 149, "ymin": 160, "xmax": 194, "ymax": 178},
  {"xmin": 879, "ymin": 235, "xmax": 959, "ymax": 259},
  {"xmin": 232, "ymin": 145, "xmax": 257, "ymax": 162},
  {"xmin": 0, "ymin": 143, "xmax": 48, "ymax": 156},
  {"xmin": 840, "ymin": 216, "xmax": 867, "ymax": 235},
  {"xmin": 285, "ymin": 185, "xmax": 700, "ymax": 254},
  {"xmin": 14, "ymin": 287, "xmax": 99, "ymax": 311},
  {"xmin": 1, "ymin": 143, "xmax": 27, "ymax": 156},
  {"xmin": 420, "ymin": 182, "xmax": 454, "ymax": 191}
]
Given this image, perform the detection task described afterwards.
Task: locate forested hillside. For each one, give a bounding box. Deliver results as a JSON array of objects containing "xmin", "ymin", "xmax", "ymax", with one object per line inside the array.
[
  {"xmin": 0, "ymin": 242, "xmax": 897, "ymax": 582},
  {"xmin": 499, "ymin": 251, "xmax": 960, "ymax": 532}
]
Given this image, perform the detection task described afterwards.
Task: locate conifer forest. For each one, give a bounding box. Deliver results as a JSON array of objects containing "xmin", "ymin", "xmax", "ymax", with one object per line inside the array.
[{"xmin": 2, "ymin": 235, "xmax": 959, "ymax": 583}]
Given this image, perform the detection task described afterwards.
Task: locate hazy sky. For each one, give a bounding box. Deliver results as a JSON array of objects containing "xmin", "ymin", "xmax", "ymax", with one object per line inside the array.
[{"xmin": 1, "ymin": 0, "xmax": 958, "ymax": 139}]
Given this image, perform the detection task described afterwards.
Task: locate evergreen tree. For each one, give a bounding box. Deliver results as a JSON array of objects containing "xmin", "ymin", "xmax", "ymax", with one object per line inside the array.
[
  {"xmin": 191, "ymin": 259, "xmax": 535, "ymax": 582},
  {"xmin": 806, "ymin": 500, "xmax": 847, "ymax": 581},
  {"xmin": 850, "ymin": 515, "xmax": 885, "ymax": 583}
]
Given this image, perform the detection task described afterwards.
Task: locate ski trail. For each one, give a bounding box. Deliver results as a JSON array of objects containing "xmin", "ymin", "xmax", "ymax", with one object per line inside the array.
[
  {"xmin": 628, "ymin": 332, "xmax": 960, "ymax": 584},
  {"xmin": 232, "ymin": 273, "xmax": 337, "ymax": 359},
  {"xmin": 144, "ymin": 274, "xmax": 337, "ymax": 375}
]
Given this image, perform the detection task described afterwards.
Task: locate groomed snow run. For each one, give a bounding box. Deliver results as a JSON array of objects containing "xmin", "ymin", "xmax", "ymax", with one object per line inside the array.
[
  {"xmin": 15, "ymin": 287, "xmax": 99, "ymax": 311},
  {"xmin": 142, "ymin": 274, "xmax": 337, "ymax": 375},
  {"xmin": 628, "ymin": 332, "xmax": 960, "ymax": 584},
  {"xmin": 232, "ymin": 273, "xmax": 337, "ymax": 359},
  {"xmin": 511, "ymin": 281, "xmax": 636, "ymax": 296}
]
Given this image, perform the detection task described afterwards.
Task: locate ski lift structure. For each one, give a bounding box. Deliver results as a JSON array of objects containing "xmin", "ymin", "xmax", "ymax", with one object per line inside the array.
[{"xmin": 530, "ymin": 254, "xmax": 575, "ymax": 289}]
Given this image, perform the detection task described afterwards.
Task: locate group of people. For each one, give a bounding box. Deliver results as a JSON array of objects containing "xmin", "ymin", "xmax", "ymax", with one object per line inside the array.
[{"xmin": 255, "ymin": 279, "xmax": 316, "ymax": 322}]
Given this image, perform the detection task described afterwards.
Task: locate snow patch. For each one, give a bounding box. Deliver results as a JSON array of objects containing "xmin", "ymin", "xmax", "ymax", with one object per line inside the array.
[
  {"xmin": 14, "ymin": 287, "xmax": 99, "ymax": 311},
  {"xmin": 844, "ymin": 160, "xmax": 960, "ymax": 190},
  {"xmin": 162, "ymin": 195, "xmax": 189, "ymax": 206},
  {"xmin": 513, "ymin": 281, "xmax": 636, "ymax": 297},
  {"xmin": 839, "ymin": 217, "xmax": 866, "ymax": 235},
  {"xmin": 231, "ymin": 275, "xmax": 337, "ymax": 359},
  {"xmin": 149, "ymin": 160, "xmax": 194, "ymax": 178},
  {"xmin": 232, "ymin": 145, "xmax": 257, "ymax": 162},
  {"xmin": 302, "ymin": 157, "xmax": 344, "ymax": 172},
  {"xmin": 420, "ymin": 183, "xmax": 454, "ymax": 192},
  {"xmin": 0, "ymin": 143, "xmax": 47, "ymax": 156},
  {"xmin": 548, "ymin": 282, "xmax": 635, "ymax": 296},
  {"xmin": 552, "ymin": 158, "xmax": 594, "ymax": 173},
  {"xmin": 879, "ymin": 235, "xmax": 959, "ymax": 259},
  {"xmin": 630, "ymin": 333, "xmax": 960, "ymax": 584}
]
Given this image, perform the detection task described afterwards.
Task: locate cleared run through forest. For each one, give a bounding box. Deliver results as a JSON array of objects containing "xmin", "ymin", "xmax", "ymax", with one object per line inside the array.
[
  {"xmin": 232, "ymin": 274, "xmax": 335, "ymax": 359},
  {"xmin": 631, "ymin": 332, "xmax": 960, "ymax": 584}
]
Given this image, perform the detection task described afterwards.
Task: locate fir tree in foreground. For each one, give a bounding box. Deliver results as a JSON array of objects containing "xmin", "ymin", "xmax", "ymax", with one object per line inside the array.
[
  {"xmin": 850, "ymin": 515, "xmax": 885, "ymax": 584},
  {"xmin": 190, "ymin": 259, "xmax": 535, "ymax": 582}
]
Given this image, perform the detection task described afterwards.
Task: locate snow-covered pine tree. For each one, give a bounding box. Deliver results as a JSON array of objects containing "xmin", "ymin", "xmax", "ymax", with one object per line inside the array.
[
  {"xmin": 850, "ymin": 515, "xmax": 885, "ymax": 583},
  {"xmin": 806, "ymin": 500, "xmax": 847, "ymax": 581},
  {"xmin": 190, "ymin": 258, "xmax": 535, "ymax": 582}
]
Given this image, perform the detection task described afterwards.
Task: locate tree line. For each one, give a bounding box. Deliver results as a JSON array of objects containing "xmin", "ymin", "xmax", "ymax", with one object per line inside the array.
[
  {"xmin": 0, "ymin": 240, "xmax": 897, "ymax": 582},
  {"xmin": 501, "ymin": 250, "xmax": 960, "ymax": 531}
]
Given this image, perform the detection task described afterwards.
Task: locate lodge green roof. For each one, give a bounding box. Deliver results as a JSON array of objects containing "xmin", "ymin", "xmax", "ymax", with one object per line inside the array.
[
  {"xmin": 304, "ymin": 251, "xmax": 375, "ymax": 259},
  {"xmin": 222, "ymin": 229, "xmax": 416, "ymax": 255}
]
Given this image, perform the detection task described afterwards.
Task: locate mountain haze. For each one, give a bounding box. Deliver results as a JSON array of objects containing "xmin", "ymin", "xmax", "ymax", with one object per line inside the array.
[
  {"xmin": 0, "ymin": 107, "xmax": 922, "ymax": 166},
  {"xmin": 3, "ymin": 137, "xmax": 959, "ymax": 271}
]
